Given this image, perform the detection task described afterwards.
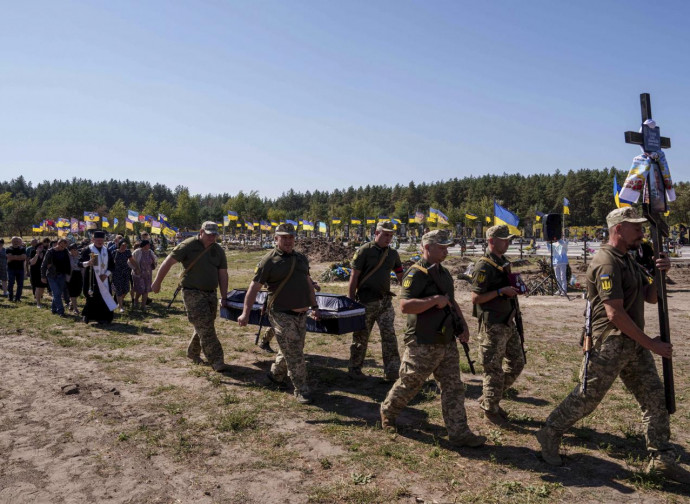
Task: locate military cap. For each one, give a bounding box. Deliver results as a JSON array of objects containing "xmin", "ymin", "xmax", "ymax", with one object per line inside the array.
[
  {"xmin": 606, "ymin": 207, "xmax": 647, "ymax": 228},
  {"xmin": 201, "ymin": 221, "xmax": 219, "ymax": 235},
  {"xmin": 422, "ymin": 229, "xmax": 453, "ymax": 246},
  {"xmin": 376, "ymin": 221, "xmax": 395, "ymax": 232},
  {"xmin": 486, "ymin": 225, "xmax": 515, "ymax": 240},
  {"xmin": 93, "ymin": 230, "xmax": 106, "ymax": 239},
  {"xmin": 275, "ymin": 223, "xmax": 297, "ymax": 236}
]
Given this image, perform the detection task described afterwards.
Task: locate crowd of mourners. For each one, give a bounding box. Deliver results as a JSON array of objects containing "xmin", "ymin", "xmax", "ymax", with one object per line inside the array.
[{"xmin": 0, "ymin": 231, "xmax": 159, "ymax": 321}]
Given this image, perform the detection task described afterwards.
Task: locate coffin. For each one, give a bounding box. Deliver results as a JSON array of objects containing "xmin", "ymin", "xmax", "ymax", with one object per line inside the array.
[{"xmin": 220, "ymin": 289, "xmax": 366, "ymax": 335}]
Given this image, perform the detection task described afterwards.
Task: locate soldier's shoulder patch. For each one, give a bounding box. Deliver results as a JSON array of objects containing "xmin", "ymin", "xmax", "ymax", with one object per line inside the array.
[
  {"xmin": 600, "ymin": 273, "xmax": 612, "ymax": 292},
  {"xmin": 477, "ymin": 271, "xmax": 486, "ymax": 284},
  {"xmin": 403, "ymin": 276, "xmax": 413, "ymax": 289}
]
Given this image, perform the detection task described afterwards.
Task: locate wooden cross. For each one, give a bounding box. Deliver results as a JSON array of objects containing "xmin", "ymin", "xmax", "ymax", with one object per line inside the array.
[{"xmin": 624, "ymin": 92, "xmax": 675, "ymax": 414}]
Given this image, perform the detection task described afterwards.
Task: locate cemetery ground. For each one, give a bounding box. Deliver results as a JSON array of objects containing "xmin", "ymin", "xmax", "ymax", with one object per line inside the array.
[{"xmin": 1, "ymin": 250, "xmax": 690, "ymax": 504}]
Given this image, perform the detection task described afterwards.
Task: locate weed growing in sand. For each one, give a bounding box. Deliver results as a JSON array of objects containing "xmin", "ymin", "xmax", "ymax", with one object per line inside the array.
[{"xmin": 217, "ymin": 410, "xmax": 258, "ymax": 432}]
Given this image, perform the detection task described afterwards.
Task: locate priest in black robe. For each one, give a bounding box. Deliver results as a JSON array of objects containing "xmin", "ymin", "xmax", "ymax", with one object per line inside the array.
[{"xmin": 80, "ymin": 230, "xmax": 117, "ymax": 324}]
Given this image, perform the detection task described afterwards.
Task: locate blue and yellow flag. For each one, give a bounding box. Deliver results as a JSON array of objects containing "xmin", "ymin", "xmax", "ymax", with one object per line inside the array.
[
  {"xmin": 102, "ymin": 217, "xmax": 110, "ymax": 228},
  {"xmin": 366, "ymin": 217, "xmax": 376, "ymax": 225},
  {"xmin": 437, "ymin": 209, "xmax": 449, "ymax": 226},
  {"xmin": 613, "ymin": 177, "xmax": 633, "ymax": 208},
  {"xmin": 318, "ymin": 221, "xmax": 327, "ymax": 233},
  {"xmin": 287, "ymin": 219, "xmax": 298, "ymax": 226},
  {"xmin": 331, "ymin": 218, "xmax": 341, "ymax": 225},
  {"xmin": 494, "ymin": 201, "xmax": 520, "ymax": 236},
  {"xmin": 428, "ymin": 208, "xmax": 438, "ymax": 223},
  {"xmin": 113, "ymin": 218, "xmax": 119, "ymax": 229},
  {"xmin": 485, "ymin": 216, "xmax": 491, "ymax": 224},
  {"xmin": 303, "ymin": 220, "xmax": 314, "ymax": 231},
  {"xmin": 563, "ymin": 198, "xmax": 570, "ymax": 215},
  {"xmin": 32, "ymin": 224, "xmax": 43, "ymax": 233},
  {"xmin": 465, "ymin": 213, "xmax": 477, "ymax": 220},
  {"xmin": 84, "ymin": 211, "xmax": 99, "ymax": 222},
  {"xmin": 227, "ymin": 211, "xmax": 238, "ymax": 221},
  {"xmin": 351, "ymin": 218, "xmax": 361, "ymax": 225},
  {"xmin": 127, "ymin": 210, "xmax": 139, "ymax": 221},
  {"xmin": 535, "ymin": 211, "xmax": 544, "ymax": 222}
]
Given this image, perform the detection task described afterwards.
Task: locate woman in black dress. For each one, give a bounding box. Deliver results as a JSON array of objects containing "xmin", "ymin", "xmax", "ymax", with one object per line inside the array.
[
  {"xmin": 112, "ymin": 240, "xmax": 138, "ymax": 313},
  {"xmin": 29, "ymin": 238, "xmax": 50, "ymax": 308},
  {"xmin": 66, "ymin": 243, "xmax": 83, "ymax": 315}
]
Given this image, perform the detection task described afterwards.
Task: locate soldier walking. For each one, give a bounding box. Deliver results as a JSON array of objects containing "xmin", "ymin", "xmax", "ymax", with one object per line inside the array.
[
  {"xmin": 380, "ymin": 230, "xmax": 485, "ymax": 448},
  {"xmin": 471, "ymin": 225, "xmax": 525, "ymax": 425},
  {"xmin": 152, "ymin": 221, "xmax": 231, "ymax": 372},
  {"xmin": 347, "ymin": 221, "xmax": 404, "ymax": 381},
  {"xmin": 239, "ymin": 223, "xmax": 320, "ymax": 405},
  {"xmin": 537, "ymin": 208, "xmax": 690, "ymax": 484}
]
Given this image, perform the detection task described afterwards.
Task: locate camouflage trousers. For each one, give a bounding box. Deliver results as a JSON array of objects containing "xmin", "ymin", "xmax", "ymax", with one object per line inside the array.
[
  {"xmin": 477, "ymin": 320, "xmax": 525, "ymax": 413},
  {"xmin": 381, "ymin": 339, "xmax": 469, "ymax": 438},
  {"xmin": 183, "ymin": 289, "xmax": 225, "ymax": 367},
  {"xmin": 268, "ymin": 309, "xmax": 310, "ymax": 396},
  {"xmin": 545, "ymin": 333, "xmax": 671, "ymax": 454},
  {"xmin": 349, "ymin": 297, "xmax": 400, "ymax": 375}
]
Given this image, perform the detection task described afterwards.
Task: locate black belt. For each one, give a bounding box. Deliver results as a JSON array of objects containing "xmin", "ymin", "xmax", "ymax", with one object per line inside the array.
[
  {"xmin": 274, "ymin": 308, "xmax": 307, "ymax": 316},
  {"xmin": 183, "ymin": 287, "xmax": 216, "ymax": 293}
]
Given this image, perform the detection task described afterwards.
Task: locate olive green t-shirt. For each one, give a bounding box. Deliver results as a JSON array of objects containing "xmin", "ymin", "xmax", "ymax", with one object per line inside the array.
[
  {"xmin": 170, "ymin": 237, "xmax": 227, "ymax": 291},
  {"xmin": 401, "ymin": 259, "xmax": 455, "ymax": 345},
  {"xmin": 586, "ymin": 244, "xmax": 649, "ymax": 340},
  {"xmin": 352, "ymin": 242, "xmax": 403, "ymax": 303},
  {"xmin": 471, "ymin": 252, "xmax": 513, "ymax": 325},
  {"xmin": 253, "ymin": 247, "xmax": 311, "ymax": 311}
]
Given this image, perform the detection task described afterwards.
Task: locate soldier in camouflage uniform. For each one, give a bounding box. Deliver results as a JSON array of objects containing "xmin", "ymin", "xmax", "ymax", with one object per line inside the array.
[
  {"xmin": 347, "ymin": 221, "xmax": 404, "ymax": 381},
  {"xmin": 380, "ymin": 230, "xmax": 486, "ymax": 448},
  {"xmin": 537, "ymin": 207, "xmax": 690, "ymax": 484},
  {"xmin": 258, "ymin": 278, "xmax": 321, "ymax": 353},
  {"xmin": 239, "ymin": 223, "xmax": 320, "ymax": 405},
  {"xmin": 471, "ymin": 225, "xmax": 525, "ymax": 425},
  {"xmin": 152, "ymin": 221, "xmax": 231, "ymax": 372}
]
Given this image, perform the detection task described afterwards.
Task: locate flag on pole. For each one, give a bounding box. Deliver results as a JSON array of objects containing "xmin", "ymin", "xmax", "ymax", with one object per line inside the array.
[
  {"xmin": 535, "ymin": 211, "xmax": 544, "ymax": 222},
  {"xmin": 102, "ymin": 217, "xmax": 110, "ymax": 228},
  {"xmin": 351, "ymin": 218, "xmax": 361, "ymax": 225},
  {"xmin": 127, "ymin": 210, "xmax": 139, "ymax": 220},
  {"xmin": 493, "ymin": 201, "xmax": 521, "ymax": 236},
  {"xmin": 227, "ymin": 211, "xmax": 238, "ymax": 221},
  {"xmin": 613, "ymin": 177, "xmax": 633, "ymax": 208},
  {"xmin": 437, "ymin": 209, "xmax": 449, "ymax": 226},
  {"xmin": 465, "ymin": 213, "xmax": 477, "ymax": 220},
  {"xmin": 563, "ymin": 198, "xmax": 570, "ymax": 215}
]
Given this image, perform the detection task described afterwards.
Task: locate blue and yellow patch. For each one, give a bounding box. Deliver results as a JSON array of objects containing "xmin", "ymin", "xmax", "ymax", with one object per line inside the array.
[{"xmin": 600, "ymin": 274, "xmax": 612, "ymax": 292}]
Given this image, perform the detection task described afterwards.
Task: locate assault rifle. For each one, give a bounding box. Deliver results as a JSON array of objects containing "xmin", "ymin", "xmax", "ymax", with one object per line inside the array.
[
  {"xmin": 255, "ymin": 297, "xmax": 268, "ymax": 345},
  {"xmin": 428, "ymin": 266, "xmax": 476, "ymax": 374},
  {"xmin": 167, "ymin": 284, "xmax": 182, "ymax": 311},
  {"xmin": 581, "ymin": 299, "xmax": 592, "ymax": 394},
  {"xmin": 511, "ymin": 298, "xmax": 527, "ymax": 364}
]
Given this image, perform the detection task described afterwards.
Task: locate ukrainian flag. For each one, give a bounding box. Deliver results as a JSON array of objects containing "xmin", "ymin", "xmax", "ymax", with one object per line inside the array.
[
  {"xmin": 113, "ymin": 218, "xmax": 119, "ymax": 228},
  {"xmin": 102, "ymin": 217, "xmax": 110, "ymax": 228},
  {"xmin": 127, "ymin": 210, "xmax": 139, "ymax": 220},
  {"xmin": 227, "ymin": 211, "xmax": 238, "ymax": 221},
  {"xmin": 535, "ymin": 211, "xmax": 544, "ymax": 222},
  {"xmin": 485, "ymin": 216, "xmax": 491, "ymax": 224},
  {"xmin": 437, "ymin": 210, "xmax": 449, "ymax": 226},
  {"xmin": 494, "ymin": 202, "xmax": 521, "ymax": 236},
  {"xmin": 366, "ymin": 218, "xmax": 375, "ymax": 225},
  {"xmin": 287, "ymin": 219, "xmax": 298, "ymax": 226},
  {"xmin": 408, "ymin": 214, "xmax": 416, "ymax": 224},
  {"xmin": 318, "ymin": 221, "xmax": 327, "ymax": 233},
  {"xmin": 351, "ymin": 218, "xmax": 361, "ymax": 225},
  {"xmin": 613, "ymin": 178, "xmax": 632, "ymax": 208},
  {"xmin": 563, "ymin": 198, "xmax": 570, "ymax": 215},
  {"xmin": 428, "ymin": 208, "xmax": 438, "ymax": 223},
  {"xmin": 303, "ymin": 220, "xmax": 314, "ymax": 231},
  {"xmin": 331, "ymin": 218, "xmax": 341, "ymax": 225},
  {"xmin": 32, "ymin": 224, "xmax": 43, "ymax": 233},
  {"xmin": 465, "ymin": 213, "xmax": 477, "ymax": 220}
]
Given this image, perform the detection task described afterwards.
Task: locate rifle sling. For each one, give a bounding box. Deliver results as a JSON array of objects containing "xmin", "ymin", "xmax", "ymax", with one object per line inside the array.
[
  {"xmin": 176, "ymin": 241, "xmax": 214, "ymax": 290},
  {"xmin": 356, "ymin": 247, "xmax": 389, "ymax": 295},
  {"xmin": 266, "ymin": 255, "xmax": 297, "ymax": 312}
]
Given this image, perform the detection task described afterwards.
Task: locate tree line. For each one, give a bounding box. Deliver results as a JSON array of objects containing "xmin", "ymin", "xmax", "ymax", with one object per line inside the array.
[{"xmin": 1, "ymin": 169, "xmax": 688, "ymax": 236}]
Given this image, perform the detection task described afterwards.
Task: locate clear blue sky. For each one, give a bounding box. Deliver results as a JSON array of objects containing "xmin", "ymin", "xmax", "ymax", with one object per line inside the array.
[{"xmin": 2, "ymin": 0, "xmax": 689, "ymax": 199}]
